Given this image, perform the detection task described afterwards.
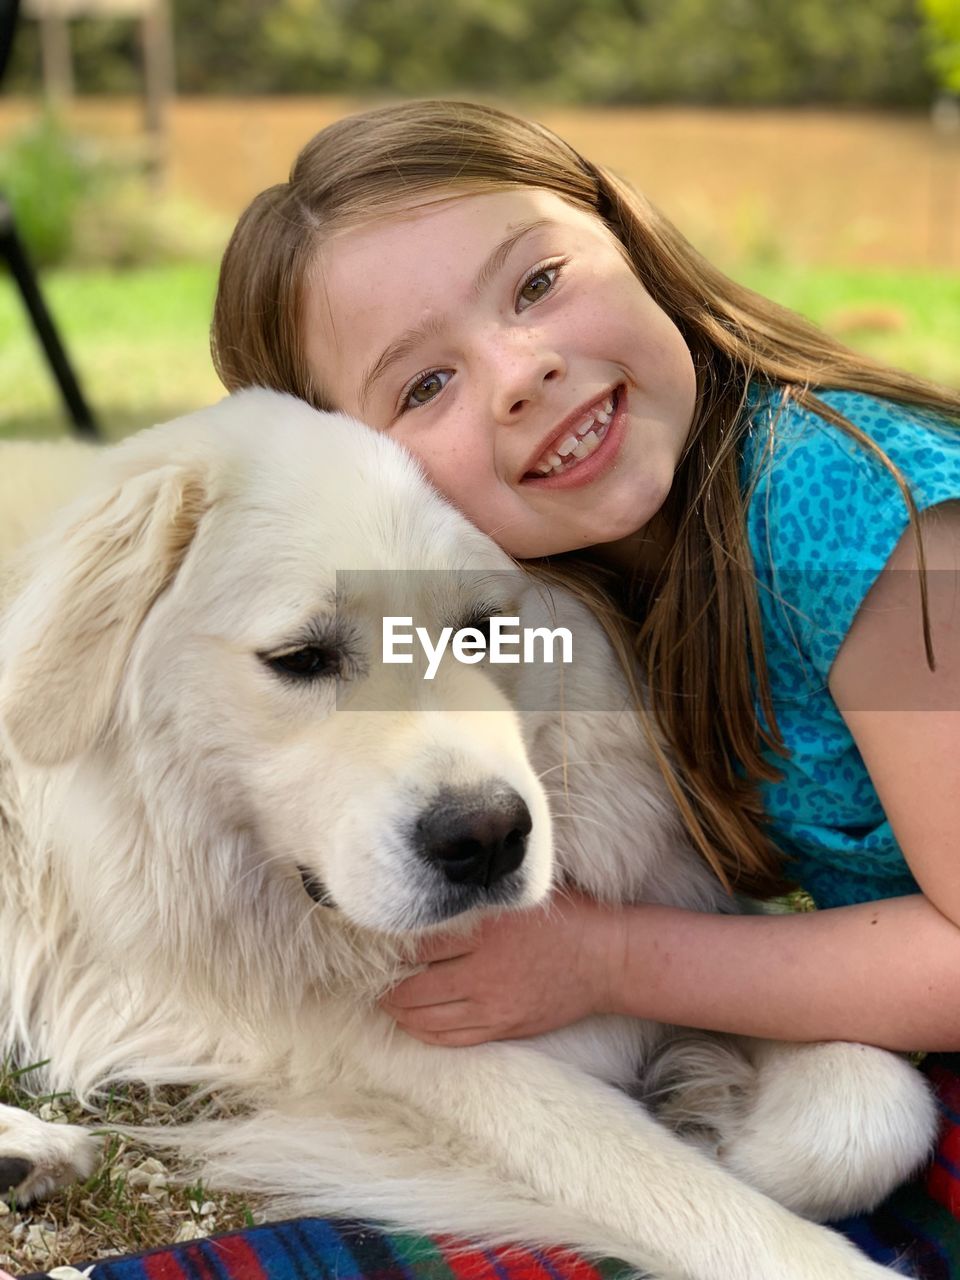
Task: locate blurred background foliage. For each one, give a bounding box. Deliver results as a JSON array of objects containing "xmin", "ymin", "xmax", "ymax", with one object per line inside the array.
[
  {"xmin": 2, "ymin": 0, "xmax": 952, "ymax": 105},
  {"xmin": 0, "ymin": 114, "xmax": 225, "ymax": 268},
  {"xmin": 1, "ymin": 0, "xmax": 958, "ymax": 436},
  {"xmin": 921, "ymin": 0, "xmax": 960, "ymax": 90}
]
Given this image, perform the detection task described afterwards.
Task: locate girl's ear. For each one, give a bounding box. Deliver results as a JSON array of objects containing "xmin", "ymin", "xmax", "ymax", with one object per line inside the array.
[{"xmin": 0, "ymin": 463, "xmax": 210, "ymax": 768}]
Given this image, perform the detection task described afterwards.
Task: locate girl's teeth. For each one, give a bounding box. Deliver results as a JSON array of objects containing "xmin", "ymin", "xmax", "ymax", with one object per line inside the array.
[
  {"xmin": 534, "ymin": 421, "xmax": 608, "ymax": 476},
  {"xmin": 529, "ymin": 389, "xmax": 619, "ymax": 478}
]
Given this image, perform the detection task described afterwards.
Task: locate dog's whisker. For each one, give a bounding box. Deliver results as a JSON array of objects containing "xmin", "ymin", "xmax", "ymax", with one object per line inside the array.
[
  {"xmin": 548, "ymin": 812, "xmax": 624, "ymax": 835},
  {"xmin": 532, "ymin": 758, "xmax": 633, "ymax": 782},
  {"xmin": 235, "ymin": 850, "xmax": 298, "ymax": 887}
]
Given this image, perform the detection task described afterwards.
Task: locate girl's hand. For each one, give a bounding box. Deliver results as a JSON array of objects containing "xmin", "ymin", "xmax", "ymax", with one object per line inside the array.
[{"xmin": 379, "ymin": 890, "xmax": 624, "ymax": 1046}]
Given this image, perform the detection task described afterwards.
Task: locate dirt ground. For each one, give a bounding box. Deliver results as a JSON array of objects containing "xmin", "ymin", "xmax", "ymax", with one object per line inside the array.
[{"xmin": 1, "ymin": 96, "xmax": 959, "ymax": 269}]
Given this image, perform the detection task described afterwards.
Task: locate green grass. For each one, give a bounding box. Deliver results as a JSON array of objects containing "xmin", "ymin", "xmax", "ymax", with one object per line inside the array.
[
  {"xmin": 1, "ymin": 259, "xmax": 958, "ymax": 441},
  {"xmin": 735, "ymin": 262, "xmax": 960, "ymax": 387},
  {"xmin": 0, "ymin": 1057, "xmax": 260, "ymax": 1272},
  {"xmin": 0, "ymin": 261, "xmax": 223, "ymax": 440}
]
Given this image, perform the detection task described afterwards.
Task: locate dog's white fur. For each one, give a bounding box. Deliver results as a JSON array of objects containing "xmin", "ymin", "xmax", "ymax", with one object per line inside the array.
[{"xmin": 0, "ymin": 390, "xmax": 938, "ymax": 1279}]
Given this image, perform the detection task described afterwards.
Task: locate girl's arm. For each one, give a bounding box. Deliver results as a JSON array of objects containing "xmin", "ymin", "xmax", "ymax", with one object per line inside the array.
[
  {"xmin": 381, "ymin": 503, "xmax": 960, "ymax": 1052},
  {"xmin": 827, "ymin": 501, "xmax": 960, "ymax": 929},
  {"xmin": 381, "ymin": 891, "xmax": 960, "ymax": 1052},
  {"xmin": 607, "ymin": 893, "xmax": 960, "ymax": 1051}
]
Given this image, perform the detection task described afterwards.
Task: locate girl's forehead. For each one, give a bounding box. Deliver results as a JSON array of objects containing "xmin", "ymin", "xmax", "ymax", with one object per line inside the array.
[{"xmin": 322, "ymin": 186, "xmax": 601, "ymax": 253}]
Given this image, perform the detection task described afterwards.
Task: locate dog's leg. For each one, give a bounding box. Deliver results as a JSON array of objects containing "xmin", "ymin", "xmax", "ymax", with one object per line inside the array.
[
  {"xmin": 709, "ymin": 1039, "xmax": 939, "ymax": 1221},
  {"xmin": 306, "ymin": 1018, "xmax": 902, "ymax": 1280},
  {"xmin": 170, "ymin": 1094, "xmax": 642, "ymax": 1264},
  {"xmin": 0, "ymin": 1102, "xmax": 101, "ymax": 1204}
]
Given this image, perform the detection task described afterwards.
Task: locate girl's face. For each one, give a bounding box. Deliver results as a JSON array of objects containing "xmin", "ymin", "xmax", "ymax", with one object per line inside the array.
[{"xmin": 303, "ymin": 188, "xmax": 697, "ymax": 560}]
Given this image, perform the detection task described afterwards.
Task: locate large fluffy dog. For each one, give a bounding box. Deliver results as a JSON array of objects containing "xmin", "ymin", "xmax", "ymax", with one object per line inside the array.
[{"xmin": 0, "ymin": 390, "xmax": 938, "ymax": 1279}]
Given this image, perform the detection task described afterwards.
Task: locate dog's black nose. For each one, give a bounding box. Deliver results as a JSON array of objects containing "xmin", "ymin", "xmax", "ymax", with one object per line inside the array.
[{"xmin": 415, "ymin": 787, "xmax": 531, "ymax": 887}]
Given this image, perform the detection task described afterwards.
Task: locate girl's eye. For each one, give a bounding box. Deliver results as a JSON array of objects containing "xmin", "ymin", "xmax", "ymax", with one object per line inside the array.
[
  {"xmin": 518, "ymin": 262, "xmax": 561, "ymax": 308},
  {"xmin": 401, "ymin": 368, "xmax": 451, "ymax": 412}
]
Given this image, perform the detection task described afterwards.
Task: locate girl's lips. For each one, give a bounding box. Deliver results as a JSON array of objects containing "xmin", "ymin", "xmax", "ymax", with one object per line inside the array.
[{"xmin": 520, "ymin": 386, "xmax": 627, "ymax": 491}]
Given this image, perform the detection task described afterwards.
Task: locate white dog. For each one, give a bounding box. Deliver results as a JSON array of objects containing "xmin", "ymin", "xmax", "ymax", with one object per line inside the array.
[{"xmin": 0, "ymin": 390, "xmax": 938, "ymax": 1280}]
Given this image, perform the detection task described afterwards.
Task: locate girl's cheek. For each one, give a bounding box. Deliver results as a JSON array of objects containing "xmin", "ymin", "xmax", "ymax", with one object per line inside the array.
[{"xmin": 400, "ymin": 416, "xmax": 482, "ymax": 494}]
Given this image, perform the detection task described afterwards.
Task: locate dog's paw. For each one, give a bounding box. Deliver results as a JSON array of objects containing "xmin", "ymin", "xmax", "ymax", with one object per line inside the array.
[
  {"xmin": 718, "ymin": 1041, "xmax": 939, "ymax": 1221},
  {"xmin": 0, "ymin": 1104, "xmax": 101, "ymax": 1205}
]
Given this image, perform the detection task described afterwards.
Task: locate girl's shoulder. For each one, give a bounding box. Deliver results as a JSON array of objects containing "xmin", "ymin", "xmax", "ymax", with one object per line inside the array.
[
  {"xmin": 739, "ymin": 385, "xmax": 960, "ymax": 681},
  {"xmin": 741, "ymin": 385, "xmax": 960, "ymax": 564}
]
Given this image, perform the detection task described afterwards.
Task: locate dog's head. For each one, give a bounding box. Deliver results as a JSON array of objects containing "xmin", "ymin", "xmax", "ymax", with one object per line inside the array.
[{"xmin": 0, "ymin": 390, "xmax": 556, "ymax": 943}]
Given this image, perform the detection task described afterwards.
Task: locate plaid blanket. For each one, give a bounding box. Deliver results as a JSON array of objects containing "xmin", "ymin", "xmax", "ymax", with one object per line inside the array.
[
  {"xmin": 36, "ymin": 1225, "xmax": 637, "ymax": 1280},
  {"xmin": 21, "ymin": 1054, "xmax": 960, "ymax": 1280},
  {"xmin": 827, "ymin": 1055, "xmax": 960, "ymax": 1277}
]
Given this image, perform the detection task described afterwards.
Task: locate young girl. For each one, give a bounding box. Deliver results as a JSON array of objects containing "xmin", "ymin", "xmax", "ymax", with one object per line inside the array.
[{"xmin": 211, "ymin": 99, "xmax": 960, "ymax": 1062}]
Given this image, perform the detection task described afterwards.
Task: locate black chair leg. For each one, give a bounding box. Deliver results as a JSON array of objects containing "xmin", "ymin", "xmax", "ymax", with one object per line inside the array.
[{"xmin": 0, "ymin": 193, "xmax": 99, "ymax": 438}]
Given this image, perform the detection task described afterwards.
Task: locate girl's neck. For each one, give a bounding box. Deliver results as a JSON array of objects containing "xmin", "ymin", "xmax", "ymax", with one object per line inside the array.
[{"xmin": 590, "ymin": 515, "xmax": 672, "ymax": 580}]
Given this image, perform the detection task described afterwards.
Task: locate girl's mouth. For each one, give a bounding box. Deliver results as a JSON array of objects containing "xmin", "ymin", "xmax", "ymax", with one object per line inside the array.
[{"xmin": 521, "ymin": 385, "xmax": 626, "ymax": 489}]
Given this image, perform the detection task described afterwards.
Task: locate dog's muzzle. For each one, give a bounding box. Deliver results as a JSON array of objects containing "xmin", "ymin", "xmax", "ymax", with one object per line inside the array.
[{"xmin": 414, "ymin": 786, "xmax": 531, "ymax": 889}]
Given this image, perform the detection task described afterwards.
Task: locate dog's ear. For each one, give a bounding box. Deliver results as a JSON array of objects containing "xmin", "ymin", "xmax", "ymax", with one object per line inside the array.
[{"xmin": 0, "ymin": 462, "xmax": 209, "ymax": 767}]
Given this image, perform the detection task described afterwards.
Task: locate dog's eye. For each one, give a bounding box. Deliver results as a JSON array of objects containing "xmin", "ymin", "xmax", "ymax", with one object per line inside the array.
[
  {"xmin": 263, "ymin": 645, "xmax": 341, "ymax": 681},
  {"xmin": 458, "ymin": 610, "xmax": 499, "ymax": 646}
]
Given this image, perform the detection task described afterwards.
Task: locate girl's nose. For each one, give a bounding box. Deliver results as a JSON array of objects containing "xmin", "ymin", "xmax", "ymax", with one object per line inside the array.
[{"xmin": 488, "ymin": 333, "xmax": 566, "ymax": 423}]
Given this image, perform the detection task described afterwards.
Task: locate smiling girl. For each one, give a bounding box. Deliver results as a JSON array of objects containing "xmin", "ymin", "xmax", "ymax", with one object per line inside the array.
[{"xmin": 211, "ymin": 99, "xmax": 960, "ymax": 1062}]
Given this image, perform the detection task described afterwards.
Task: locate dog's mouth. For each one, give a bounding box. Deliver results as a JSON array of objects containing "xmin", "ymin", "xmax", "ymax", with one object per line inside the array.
[
  {"xmin": 298, "ymin": 864, "xmax": 336, "ymax": 908},
  {"xmin": 296, "ymin": 862, "xmax": 527, "ymax": 927},
  {"xmin": 295, "ymin": 783, "xmax": 535, "ymax": 930}
]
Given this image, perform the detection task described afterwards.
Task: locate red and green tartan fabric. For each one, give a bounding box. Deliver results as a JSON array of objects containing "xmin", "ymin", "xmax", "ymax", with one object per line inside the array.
[
  {"xmin": 38, "ymin": 1223, "xmax": 639, "ymax": 1280},
  {"xmin": 22, "ymin": 1054, "xmax": 960, "ymax": 1280}
]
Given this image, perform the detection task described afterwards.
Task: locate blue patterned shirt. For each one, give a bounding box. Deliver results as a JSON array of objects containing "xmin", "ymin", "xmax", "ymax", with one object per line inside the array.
[{"xmin": 739, "ymin": 387, "xmax": 960, "ymax": 907}]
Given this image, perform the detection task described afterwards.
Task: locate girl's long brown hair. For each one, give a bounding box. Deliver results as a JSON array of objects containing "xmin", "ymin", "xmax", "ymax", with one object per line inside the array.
[{"xmin": 212, "ymin": 99, "xmax": 960, "ymax": 898}]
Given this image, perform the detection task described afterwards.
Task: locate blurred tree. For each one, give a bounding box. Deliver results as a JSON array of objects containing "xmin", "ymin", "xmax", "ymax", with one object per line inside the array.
[
  {"xmin": 538, "ymin": 0, "xmax": 931, "ymax": 104},
  {"xmin": 261, "ymin": 0, "xmax": 533, "ymax": 95},
  {"xmin": 174, "ymin": 0, "xmax": 280, "ymax": 93},
  {"xmin": 2, "ymin": 0, "xmax": 941, "ymax": 105},
  {"xmin": 920, "ymin": 0, "xmax": 960, "ymax": 92}
]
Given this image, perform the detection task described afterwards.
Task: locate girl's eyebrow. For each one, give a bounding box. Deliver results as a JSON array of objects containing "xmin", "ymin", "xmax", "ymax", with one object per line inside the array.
[{"xmin": 357, "ymin": 218, "xmax": 553, "ymax": 410}]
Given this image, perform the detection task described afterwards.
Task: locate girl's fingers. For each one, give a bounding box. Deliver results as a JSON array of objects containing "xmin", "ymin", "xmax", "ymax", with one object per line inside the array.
[
  {"xmin": 385, "ymin": 959, "xmax": 471, "ymax": 1008},
  {"xmin": 405, "ymin": 1026, "xmax": 494, "ymax": 1047},
  {"xmin": 414, "ymin": 931, "xmax": 475, "ymax": 963},
  {"xmin": 391, "ymin": 999, "xmax": 480, "ymax": 1033}
]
